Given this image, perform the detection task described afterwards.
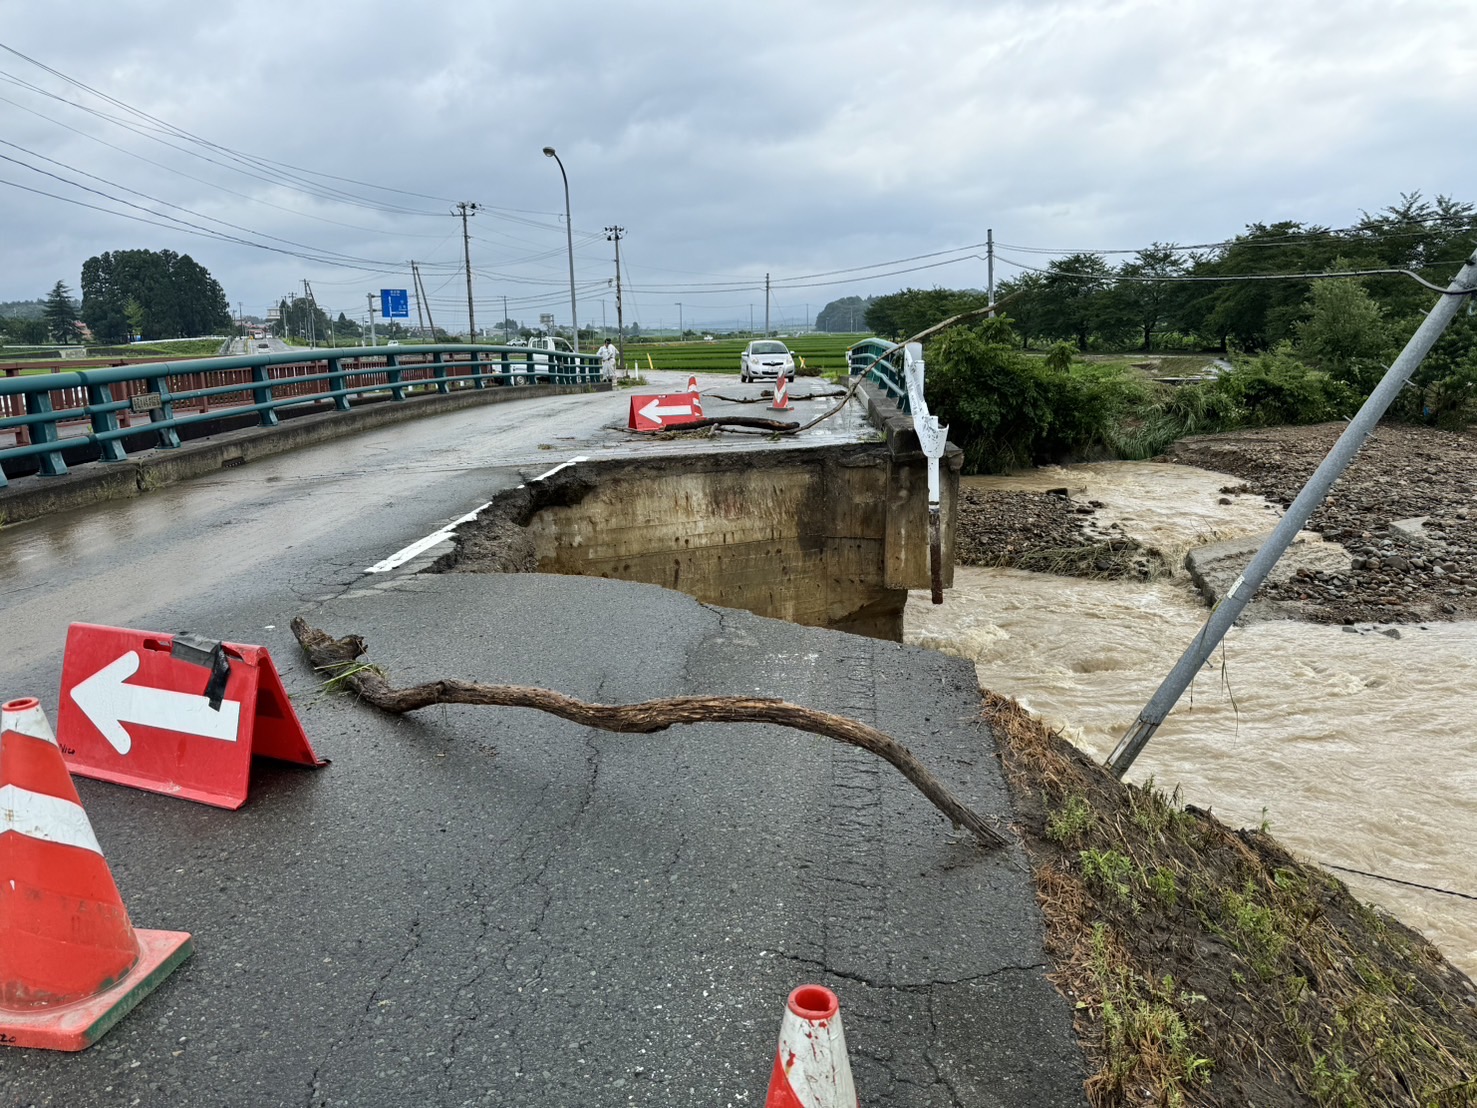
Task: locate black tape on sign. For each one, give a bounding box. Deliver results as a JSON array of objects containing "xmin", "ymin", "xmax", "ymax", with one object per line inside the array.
[{"xmin": 171, "ymin": 632, "xmax": 233, "ymax": 711}]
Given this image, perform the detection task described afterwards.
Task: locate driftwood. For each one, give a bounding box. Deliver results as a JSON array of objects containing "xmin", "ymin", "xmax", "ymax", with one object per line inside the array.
[{"xmin": 290, "ymin": 617, "xmax": 1008, "ymax": 850}]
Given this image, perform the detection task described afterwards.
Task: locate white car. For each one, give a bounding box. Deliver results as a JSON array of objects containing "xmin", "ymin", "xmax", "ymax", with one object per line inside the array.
[{"xmin": 740, "ymin": 340, "xmax": 794, "ymax": 383}]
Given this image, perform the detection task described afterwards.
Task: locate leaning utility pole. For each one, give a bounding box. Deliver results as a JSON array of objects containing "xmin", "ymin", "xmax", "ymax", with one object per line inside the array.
[
  {"xmin": 1107, "ymin": 244, "xmax": 1477, "ymax": 779},
  {"xmin": 304, "ymin": 280, "xmax": 331, "ymax": 347},
  {"xmin": 456, "ymin": 201, "xmax": 479, "ymax": 340},
  {"xmin": 410, "ymin": 261, "xmax": 437, "ymax": 341},
  {"xmin": 605, "ymin": 225, "xmax": 625, "ymax": 372},
  {"xmin": 410, "ymin": 263, "xmax": 426, "ymax": 338},
  {"xmin": 986, "ymin": 229, "xmax": 996, "ymax": 317},
  {"xmin": 764, "ymin": 272, "xmax": 771, "ymax": 335},
  {"xmin": 502, "ymin": 294, "xmax": 510, "ymax": 342},
  {"xmin": 302, "ymin": 280, "xmax": 317, "ymax": 347}
]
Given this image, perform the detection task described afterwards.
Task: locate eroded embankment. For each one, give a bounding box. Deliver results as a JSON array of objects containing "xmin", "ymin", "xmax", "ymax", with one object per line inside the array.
[{"xmin": 430, "ymin": 441, "xmax": 954, "ymax": 640}]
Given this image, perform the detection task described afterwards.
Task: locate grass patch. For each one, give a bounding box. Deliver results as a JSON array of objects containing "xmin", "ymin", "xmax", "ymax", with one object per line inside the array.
[{"xmin": 983, "ymin": 690, "xmax": 1477, "ymax": 1107}]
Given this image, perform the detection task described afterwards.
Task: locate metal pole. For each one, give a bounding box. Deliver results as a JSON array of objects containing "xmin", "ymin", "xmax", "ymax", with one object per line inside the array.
[
  {"xmin": 457, "ymin": 201, "xmax": 478, "ymax": 340},
  {"xmin": 503, "ymin": 295, "xmax": 509, "ymax": 342},
  {"xmin": 676, "ymin": 302, "xmax": 682, "ymax": 339},
  {"xmin": 987, "ymin": 229, "xmax": 995, "ymax": 317},
  {"xmin": 764, "ymin": 273, "xmax": 770, "ymax": 335},
  {"xmin": 366, "ymin": 292, "xmax": 377, "ymax": 347},
  {"xmin": 543, "ymin": 147, "xmax": 580, "ymax": 353},
  {"xmin": 1107, "ymin": 245, "xmax": 1477, "ymax": 778},
  {"xmin": 606, "ymin": 226, "xmax": 625, "ymax": 373},
  {"xmin": 411, "ymin": 262, "xmax": 427, "ymax": 339}
]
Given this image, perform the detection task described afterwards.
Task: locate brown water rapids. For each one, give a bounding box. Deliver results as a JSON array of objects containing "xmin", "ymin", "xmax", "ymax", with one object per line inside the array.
[{"xmin": 905, "ymin": 461, "xmax": 1477, "ymax": 978}]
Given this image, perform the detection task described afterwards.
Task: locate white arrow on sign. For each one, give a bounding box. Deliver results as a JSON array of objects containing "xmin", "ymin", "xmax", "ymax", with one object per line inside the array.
[
  {"xmin": 638, "ymin": 398, "xmax": 698, "ymax": 425},
  {"xmin": 69, "ymin": 650, "xmax": 241, "ymax": 755}
]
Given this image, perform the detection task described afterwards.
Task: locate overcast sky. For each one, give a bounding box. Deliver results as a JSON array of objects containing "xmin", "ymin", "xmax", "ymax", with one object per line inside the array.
[{"xmin": 1, "ymin": 0, "xmax": 1473, "ymax": 334}]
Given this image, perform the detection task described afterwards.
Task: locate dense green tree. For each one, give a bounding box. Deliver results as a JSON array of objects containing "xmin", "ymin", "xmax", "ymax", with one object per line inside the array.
[
  {"xmin": 864, "ymin": 287, "xmax": 989, "ymax": 339},
  {"xmin": 80, "ymin": 249, "xmax": 232, "ymax": 343},
  {"xmin": 0, "ymin": 316, "xmax": 48, "ymax": 343},
  {"xmin": 1039, "ymin": 253, "xmax": 1116, "ymax": 350},
  {"xmin": 1294, "ymin": 276, "xmax": 1391, "ymax": 394},
  {"xmin": 994, "ymin": 273, "xmax": 1047, "ymax": 348},
  {"xmin": 43, "ymin": 281, "xmax": 78, "ymax": 343},
  {"xmin": 1116, "ymin": 244, "xmax": 1186, "ymax": 351}
]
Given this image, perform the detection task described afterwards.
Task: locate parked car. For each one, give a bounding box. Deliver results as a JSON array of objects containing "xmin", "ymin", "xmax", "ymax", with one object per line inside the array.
[{"xmin": 739, "ymin": 340, "xmax": 794, "ymax": 383}]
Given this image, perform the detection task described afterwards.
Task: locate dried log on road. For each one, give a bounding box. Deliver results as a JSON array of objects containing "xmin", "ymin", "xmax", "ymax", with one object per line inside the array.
[{"xmin": 290, "ymin": 616, "xmax": 1008, "ymax": 849}]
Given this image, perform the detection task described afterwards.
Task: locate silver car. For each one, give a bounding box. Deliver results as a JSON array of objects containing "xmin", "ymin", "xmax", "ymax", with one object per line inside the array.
[{"xmin": 739, "ymin": 340, "xmax": 794, "ymax": 383}]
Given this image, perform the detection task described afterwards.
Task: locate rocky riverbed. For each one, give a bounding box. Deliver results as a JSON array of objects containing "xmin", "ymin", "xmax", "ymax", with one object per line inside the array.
[{"xmin": 955, "ymin": 422, "xmax": 1477, "ymax": 625}]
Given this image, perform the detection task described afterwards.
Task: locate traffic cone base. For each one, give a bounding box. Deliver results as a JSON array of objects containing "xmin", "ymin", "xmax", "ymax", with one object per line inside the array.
[
  {"xmin": 1, "ymin": 697, "xmax": 194, "ymax": 1052},
  {"xmin": 0, "ymin": 929, "xmax": 194, "ymax": 1051}
]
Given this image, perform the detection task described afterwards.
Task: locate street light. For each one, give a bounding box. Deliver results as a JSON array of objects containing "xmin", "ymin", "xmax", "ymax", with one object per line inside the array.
[
  {"xmin": 542, "ymin": 146, "xmax": 579, "ymax": 353},
  {"xmin": 675, "ymin": 302, "xmax": 682, "ymax": 339}
]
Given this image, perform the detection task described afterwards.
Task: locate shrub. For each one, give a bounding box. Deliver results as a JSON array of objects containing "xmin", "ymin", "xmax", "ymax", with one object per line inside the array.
[{"xmin": 1209, "ymin": 346, "xmax": 1353, "ymax": 427}]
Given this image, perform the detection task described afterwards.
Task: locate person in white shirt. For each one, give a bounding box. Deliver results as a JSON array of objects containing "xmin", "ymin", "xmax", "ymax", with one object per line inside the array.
[{"xmin": 598, "ymin": 339, "xmax": 619, "ymax": 379}]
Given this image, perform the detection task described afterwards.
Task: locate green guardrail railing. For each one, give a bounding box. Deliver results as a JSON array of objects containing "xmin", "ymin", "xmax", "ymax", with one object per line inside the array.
[
  {"xmin": 846, "ymin": 337, "xmax": 909, "ymax": 413},
  {"xmin": 0, "ymin": 342, "xmax": 603, "ymax": 488}
]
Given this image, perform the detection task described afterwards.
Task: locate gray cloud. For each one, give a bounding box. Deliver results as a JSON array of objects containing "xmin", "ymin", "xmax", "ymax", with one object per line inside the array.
[{"xmin": 1, "ymin": 0, "xmax": 1472, "ymax": 331}]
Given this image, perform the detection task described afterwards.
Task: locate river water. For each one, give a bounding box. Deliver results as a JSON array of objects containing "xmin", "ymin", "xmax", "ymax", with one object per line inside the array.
[{"xmin": 905, "ymin": 461, "xmax": 1477, "ymax": 979}]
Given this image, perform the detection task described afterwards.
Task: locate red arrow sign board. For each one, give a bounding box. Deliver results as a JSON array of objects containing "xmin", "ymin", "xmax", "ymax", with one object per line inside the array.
[
  {"xmin": 55, "ymin": 623, "xmax": 327, "ymax": 810},
  {"xmin": 627, "ymin": 393, "xmax": 704, "ymax": 432}
]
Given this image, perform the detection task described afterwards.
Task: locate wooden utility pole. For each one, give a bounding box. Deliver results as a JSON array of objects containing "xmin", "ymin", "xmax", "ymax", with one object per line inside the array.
[{"xmin": 456, "ymin": 202, "xmax": 479, "ymax": 340}]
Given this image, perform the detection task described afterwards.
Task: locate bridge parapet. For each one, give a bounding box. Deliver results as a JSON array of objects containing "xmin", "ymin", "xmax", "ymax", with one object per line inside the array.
[{"xmin": 0, "ymin": 343, "xmax": 603, "ymax": 488}]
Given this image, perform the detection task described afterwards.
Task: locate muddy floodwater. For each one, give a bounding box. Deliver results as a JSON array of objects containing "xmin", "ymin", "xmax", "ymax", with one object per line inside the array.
[{"xmin": 906, "ymin": 461, "xmax": 1477, "ymax": 978}]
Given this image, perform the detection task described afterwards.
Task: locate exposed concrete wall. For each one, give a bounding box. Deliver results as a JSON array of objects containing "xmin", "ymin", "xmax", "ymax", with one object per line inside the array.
[
  {"xmin": 517, "ymin": 437, "xmax": 958, "ymax": 640},
  {"xmin": 0, "ymin": 382, "xmax": 608, "ymax": 525}
]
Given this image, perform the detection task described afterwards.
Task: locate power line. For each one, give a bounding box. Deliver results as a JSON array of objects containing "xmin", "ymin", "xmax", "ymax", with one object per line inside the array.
[{"xmin": 995, "ymin": 253, "xmax": 1471, "ymax": 295}]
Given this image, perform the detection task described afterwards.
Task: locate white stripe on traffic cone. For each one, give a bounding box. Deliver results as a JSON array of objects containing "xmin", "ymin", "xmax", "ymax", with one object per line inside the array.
[{"xmin": 768, "ymin": 373, "xmax": 793, "ymax": 412}]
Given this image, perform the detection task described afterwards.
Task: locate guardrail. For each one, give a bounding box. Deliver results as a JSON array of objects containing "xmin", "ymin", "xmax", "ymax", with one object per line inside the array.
[
  {"xmin": 0, "ymin": 342, "xmax": 602, "ymax": 488},
  {"xmin": 847, "ymin": 337, "xmax": 908, "ymax": 413}
]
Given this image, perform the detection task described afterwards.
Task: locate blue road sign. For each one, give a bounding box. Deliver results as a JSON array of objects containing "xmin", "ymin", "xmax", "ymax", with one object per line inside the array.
[{"xmin": 380, "ymin": 289, "xmax": 410, "ymax": 319}]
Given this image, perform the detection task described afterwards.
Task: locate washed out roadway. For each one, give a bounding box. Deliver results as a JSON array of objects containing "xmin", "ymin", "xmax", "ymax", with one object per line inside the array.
[{"xmin": 0, "ymin": 377, "xmax": 1085, "ymax": 1106}]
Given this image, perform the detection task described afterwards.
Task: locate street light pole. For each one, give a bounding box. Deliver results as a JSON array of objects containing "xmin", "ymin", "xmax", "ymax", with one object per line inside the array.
[{"xmin": 542, "ymin": 147, "xmax": 580, "ymax": 353}]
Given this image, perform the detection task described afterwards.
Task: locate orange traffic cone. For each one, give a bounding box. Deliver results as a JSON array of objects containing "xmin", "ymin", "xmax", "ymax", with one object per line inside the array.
[
  {"xmin": 0, "ymin": 697, "xmax": 193, "ymax": 1051},
  {"xmin": 687, "ymin": 374, "xmax": 700, "ymax": 395},
  {"xmin": 768, "ymin": 372, "xmax": 793, "ymax": 412},
  {"xmin": 765, "ymin": 985, "xmax": 858, "ymax": 1107}
]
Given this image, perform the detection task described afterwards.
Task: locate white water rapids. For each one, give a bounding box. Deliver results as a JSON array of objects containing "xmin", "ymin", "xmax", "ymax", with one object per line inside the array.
[{"xmin": 905, "ymin": 461, "xmax": 1477, "ymax": 979}]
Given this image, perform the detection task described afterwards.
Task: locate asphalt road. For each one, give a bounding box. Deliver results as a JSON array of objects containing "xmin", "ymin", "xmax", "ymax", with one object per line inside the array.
[{"xmin": 0, "ymin": 378, "xmax": 1085, "ymax": 1106}]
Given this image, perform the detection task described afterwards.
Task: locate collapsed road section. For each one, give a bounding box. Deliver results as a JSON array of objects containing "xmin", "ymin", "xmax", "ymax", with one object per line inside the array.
[{"xmin": 429, "ymin": 438, "xmax": 959, "ymax": 640}]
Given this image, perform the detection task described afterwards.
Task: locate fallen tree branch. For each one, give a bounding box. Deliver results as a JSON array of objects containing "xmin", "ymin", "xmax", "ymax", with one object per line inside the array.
[{"xmin": 290, "ymin": 617, "xmax": 1009, "ymax": 849}]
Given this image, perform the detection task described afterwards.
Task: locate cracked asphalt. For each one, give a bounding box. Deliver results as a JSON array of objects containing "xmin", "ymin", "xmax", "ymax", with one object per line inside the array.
[{"xmin": 0, "ymin": 380, "xmax": 1086, "ymax": 1106}]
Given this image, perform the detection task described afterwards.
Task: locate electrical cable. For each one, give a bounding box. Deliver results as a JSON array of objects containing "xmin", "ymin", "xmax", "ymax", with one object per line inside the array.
[{"xmin": 995, "ymin": 253, "xmax": 1474, "ymax": 295}]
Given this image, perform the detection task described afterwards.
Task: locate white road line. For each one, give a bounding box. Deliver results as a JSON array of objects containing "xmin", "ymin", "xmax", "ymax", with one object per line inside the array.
[{"xmin": 364, "ymin": 455, "xmax": 588, "ymax": 574}]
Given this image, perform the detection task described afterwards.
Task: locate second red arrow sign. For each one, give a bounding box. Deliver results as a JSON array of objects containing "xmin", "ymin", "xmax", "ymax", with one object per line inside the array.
[{"xmin": 627, "ymin": 393, "xmax": 704, "ymax": 432}]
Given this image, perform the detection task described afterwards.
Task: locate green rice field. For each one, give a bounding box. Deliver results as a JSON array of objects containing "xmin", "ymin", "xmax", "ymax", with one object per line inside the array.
[{"xmin": 621, "ymin": 333, "xmax": 872, "ymax": 375}]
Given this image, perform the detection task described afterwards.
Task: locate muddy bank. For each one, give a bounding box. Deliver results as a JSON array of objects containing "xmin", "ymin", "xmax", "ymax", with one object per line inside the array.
[{"xmin": 955, "ymin": 423, "xmax": 1477, "ymax": 624}]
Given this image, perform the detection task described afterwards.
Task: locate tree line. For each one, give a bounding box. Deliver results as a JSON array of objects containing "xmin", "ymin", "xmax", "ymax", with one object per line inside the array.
[
  {"xmin": 0, "ymin": 249, "xmax": 233, "ymax": 347},
  {"xmin": 864, "ymin": 193, "xmax": 1477, "ymax": 355}
]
